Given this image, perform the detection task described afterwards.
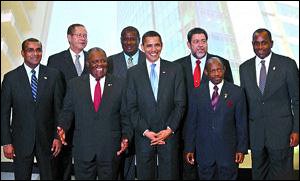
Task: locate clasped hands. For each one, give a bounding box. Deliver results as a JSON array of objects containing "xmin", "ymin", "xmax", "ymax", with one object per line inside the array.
[
  {"xmin": 57, "ymin": 126, "xmax": 128, "ymax": 156},
  {"xmin": 144, "ymin": 128, "xmax": 172, "ymax": 146}
]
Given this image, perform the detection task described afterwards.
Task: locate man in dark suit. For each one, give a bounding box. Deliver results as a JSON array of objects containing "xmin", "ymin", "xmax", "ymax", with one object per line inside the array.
[
  {"xmin": 239, "ymin": 28, "xmax": 299, "ymax": 180},
  {"xmin": 1, "ymin": 38, "xmax": 64, "ymax": 180},
  {"xmin": 47, "ymin": 23, "xmax": 89, "ymax": 180},
  {"xmin": 127, "ymin": 31, "xmax": 186, "ymax": 180},
  {"xmin": 107, "ymin": 26, "xmax": 145, "ymax": 180},
  {"xmin": 57, "ymin": 47, "xmax": 131, "ymax": 180},
  {"xmin": 175, "ymin": 27, "xmax": 233, "ymax": 180},
  {"xmin": 185, "ymin": 57, "xmax": 248, "ymax": 180}
]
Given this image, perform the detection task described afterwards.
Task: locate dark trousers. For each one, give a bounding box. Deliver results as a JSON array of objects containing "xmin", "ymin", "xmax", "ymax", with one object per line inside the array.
[
  {"xmin": 14, "ymin": 144, "xmax": 55, "ymax": 180},
  {"xmin": 197, "ymin": 162, "xmax": 238, "ymax": 180},
  {"xmin": 53, "ymin": 146, "xmax": 73, "ymax": 180},
  {"xmin": 251, "ymin": 147, "xmax": 295, "ymax": 180}
]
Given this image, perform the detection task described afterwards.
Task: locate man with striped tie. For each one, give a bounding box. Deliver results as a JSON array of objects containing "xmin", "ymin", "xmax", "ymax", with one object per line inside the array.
[{"xmin": 1, "ymin": 38, "xmax": 64, "ymax": 180}]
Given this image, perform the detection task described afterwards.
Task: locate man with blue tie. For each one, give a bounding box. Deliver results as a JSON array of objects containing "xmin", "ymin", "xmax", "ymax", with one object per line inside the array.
[
  {"xmin": 239, "ymin": 28, "xmax": 299, "ymax": 180},
  {"xmin": 185, "ymin": 57, "xmax": 248, "ymax": 180},
  {"xmin": 126, "ymin": 31, "xmax": 186, "ymax": 180},
  {"xmin": 1, "ymin": 38, "xmax": 64, "ymax": 179}
]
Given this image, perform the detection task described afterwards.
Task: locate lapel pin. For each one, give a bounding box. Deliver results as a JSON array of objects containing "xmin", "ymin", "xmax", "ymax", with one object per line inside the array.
[
  {"xmin": 108, "ymin": 83, "xmax": 112, "ymax": 87},
  {"xmin": 162, "ymin": 71, "xmax": 166, "ymax": 74},
  {"xmin": 273, "ymin": 66, "xmax": 276, "ymax": 70},
  {"xmin": 44, "ymin": 77, "xmax": 47, "ymax": 79},
  {"xmin": 224, "ymin": 93, "xmax": 228, "ymax": 99}
]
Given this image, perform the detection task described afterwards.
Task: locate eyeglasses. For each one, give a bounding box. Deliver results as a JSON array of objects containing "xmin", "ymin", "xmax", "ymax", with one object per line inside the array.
[{"xmin": 72, "ymin": 33, "xmax": 87, "ymax": 39}]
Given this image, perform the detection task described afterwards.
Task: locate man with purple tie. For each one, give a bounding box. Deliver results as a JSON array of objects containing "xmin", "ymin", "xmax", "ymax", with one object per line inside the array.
[{"xmin": 185, "ymin": 57, "xmax": 248, "ymax": 180}]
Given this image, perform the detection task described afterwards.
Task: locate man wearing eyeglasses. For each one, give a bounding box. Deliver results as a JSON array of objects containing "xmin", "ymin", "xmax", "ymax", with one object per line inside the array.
[{"xmin": 47, "ymin": 23, "xmax": 89, "ymax": 180}]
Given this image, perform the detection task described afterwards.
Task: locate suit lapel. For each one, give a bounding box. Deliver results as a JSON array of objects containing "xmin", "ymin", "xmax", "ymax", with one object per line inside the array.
[
  {"xmin": 65, "ymin": 50, "xmax": 79, "ymax": 77},
  {"xmin": 36, "ymin": 65, "xmax": 48, "ymax": 103},
  {"xmin": 118, "ymin": 53, "xmax": 128, "ymax": 76},
  {"xmin": 247, "ymin": 58, "xmax": 262, "ymax": 96},
  {"xmin": 19, "ymin": 65, "xmax": 34, "ymax": 103},
  {"xmin": 157, "ymin": 60, "xmax": 168, "ymax": 102},
  {"xmin": 263, "ymin": 54, "xmax": 280, "ymax": 98}
]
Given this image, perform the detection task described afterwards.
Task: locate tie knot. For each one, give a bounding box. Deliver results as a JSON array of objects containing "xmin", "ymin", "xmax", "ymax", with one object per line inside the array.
[
  {"xmin": 261, "ymin": 60, "xmax": 265, "ymax": 65},
  {"xmin": 31, "ymin": 69, "xmax": 36, "ymax": 74},
  {"xmin": 196, "ymin": 60, "xmax": 201, "ymax": 65},
  {"xmin": 214, "ymin": 85, "xmax": 218, "ymax": 91},
  {"xmin": 75, "ymin": 55, "xmax": 80, "ymax": 59},
  {"xmin": 128, "ymin": 57, "xmax": 133, "ymax": 61},
  {"xmin": 151, "ymin": 63, "xmax": 156, "ymax": 69}
]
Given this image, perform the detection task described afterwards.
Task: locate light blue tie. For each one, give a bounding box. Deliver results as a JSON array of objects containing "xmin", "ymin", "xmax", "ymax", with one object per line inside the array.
[
  {"xmin": 31, "ymin": 69, "xmax": 38, "ymax": 102},
  {"xmin": 150, "ymin": 64, "xmax": 158, "ymax": 100},
  {"xmin": 259, "ymin": 60, "xmax": 266, "ymax": 94}
]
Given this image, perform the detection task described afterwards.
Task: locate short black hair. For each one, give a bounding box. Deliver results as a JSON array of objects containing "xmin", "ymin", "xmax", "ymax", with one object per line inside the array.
[
  {"xmin": 121, "ymin": 26, "xmax": 140, "ymax": 40},
  {"xmin": 252, "ymin": 28, "xmax": 272, "ymax": 41},
  {"xmin": 187, "ymin": 27, "xmax": 208, "ymax": 43},
  {"xmin": 142, "ymin": 31, "xmax": 162, "ymax": 45},
  {"xmin": 22, "ymin": 38, "xmax": 42, "ymax": 51}
]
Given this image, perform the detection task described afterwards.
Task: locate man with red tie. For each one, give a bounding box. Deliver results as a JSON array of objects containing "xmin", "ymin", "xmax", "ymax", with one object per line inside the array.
[
  {"xmin": 57, "ymin": 47, "xmax": 132, "ymax": 179},
  {"xmin": 175, "ymin": 27, "xmax": 233, "ymax": 180}
]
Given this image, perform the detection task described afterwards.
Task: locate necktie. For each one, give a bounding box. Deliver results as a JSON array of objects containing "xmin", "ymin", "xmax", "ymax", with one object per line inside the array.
[
  {"xmin": 259, "ymin": 60, "xmax": 266, "ymax": 94},
  {"xmin": 74, "ymin": 54, "xmax": 82, "ymax": 76},
  {"xmin": 31, "ymin": 69, "xmax": 38, "ymax": 102},
  {"xmin": 94, "ymin": 80, "xmax": 101, "ymax": 112},
  {"xmin": 194, "ymin": 60, "xmax": 201, "ymax": 88},
  {"xmin": 150, "ymin": 64, "xmax": 158, "ymax": 101},
  {"xmin": 211, "ymin": 85, "xmax": 219, "ymax": 111},
  {"xmin": 127, "ymin": 56, "xmax": 134, "ymax": 69}
]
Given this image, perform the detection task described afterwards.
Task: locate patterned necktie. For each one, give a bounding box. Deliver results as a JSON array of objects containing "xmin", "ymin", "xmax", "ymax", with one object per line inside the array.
[
  {"xmin": 74, "ymin": 54, "xmax": 83, "ymax": 76},
  {"xmin": 150, "ymin": 63, "xmax": 158, "ymax": 101},
  {"xmin": 94, "ymin": 80, "xmax": 101, "ymax": 112},
  {"xmin": 259, "ymin": 60, "xmax": 266, "ymax": 94},
  {"xmin": 31, "ymin": 69, "xmax": 38, "ymax": 102},
  {"xmin": 211, "ymin": 85, "xmax": 219, "ymax": 111},
  {"xmin": 127, "ymin": 56, "xmax": 134, "ymax": 69},
  {"xmin": 194, "ymin": 60, "xmax": 201, "ymax": 88}
]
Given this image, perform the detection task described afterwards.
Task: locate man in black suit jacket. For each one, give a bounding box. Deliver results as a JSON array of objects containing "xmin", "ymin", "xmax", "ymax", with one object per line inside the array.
[
  {"xmin": 127, "ymin": 31, "xmax": 186, "ymax": 180},
  {"xmin": 107, "ymin": 26, "xmax": 145, "ymax": 180},
  {"xmin": 239, "ymin": 28, "xmax": 299, "ymax": 180},
  {"xmin": 47, "ymin": 23, "xmax": 89, "ymax": 180},
  {"xmin": 1, "ymin": 38, "xmax": 64, "ymax": 180},
  {"xmin": 185, "ymin": 57, "xmax": 248, "ymax": 180},
  {"xmin": 57, "ymin": 47, "xmax": 131, "ymax": 180},
  {"xmin": 174, "ymin": 27, "xmax": 233, "ymax": 180}
]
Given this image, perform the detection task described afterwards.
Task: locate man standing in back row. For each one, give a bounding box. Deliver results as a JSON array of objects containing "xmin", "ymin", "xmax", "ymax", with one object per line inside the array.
[{"xmin": 47, "ymin": 23, "xmax": 89, "ymax": 180}]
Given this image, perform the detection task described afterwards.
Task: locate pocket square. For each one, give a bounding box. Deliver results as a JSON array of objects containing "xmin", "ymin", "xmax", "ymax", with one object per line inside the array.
[{"xmin": 226, "ymin": 100, "xmax": 233, "ymax": 108}]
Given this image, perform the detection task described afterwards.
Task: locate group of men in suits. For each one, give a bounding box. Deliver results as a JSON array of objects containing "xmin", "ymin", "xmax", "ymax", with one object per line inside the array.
[{"xmin": 1, "ymin": 25, "xmax": 298, "ymax": 180}]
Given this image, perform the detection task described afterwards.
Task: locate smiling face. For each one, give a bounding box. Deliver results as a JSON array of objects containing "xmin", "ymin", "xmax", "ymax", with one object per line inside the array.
[
  {"xmin": 121, "ymin": 29, "xmax": 140, "ymax": 56},
  {"xmin": 252, "ymin": 31, "xmax": 273, "ymax": 59},
  {"xmin": 187, "ymin": 33, "xmax": 208, "ymax": 59},
  {"xmin": 141, "ymin": 36, "xmax": 162, "ymax": 63},
  {"xmin": 87, "ymin": 49, "xmax": 108, "ymax": 80},
  {"xmin": 21, "ymin": 41, "xmax": 43, "ymax": 69}
]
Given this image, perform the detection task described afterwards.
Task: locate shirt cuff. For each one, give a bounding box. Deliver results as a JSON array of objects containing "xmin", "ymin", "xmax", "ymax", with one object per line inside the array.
[
  {"xmin": 167, "ymin": 126, "xmax": 174, "ymax": 134},
  {"xmin": 143, "ymin": 129, "xmax": 149, "ymax": 136}
]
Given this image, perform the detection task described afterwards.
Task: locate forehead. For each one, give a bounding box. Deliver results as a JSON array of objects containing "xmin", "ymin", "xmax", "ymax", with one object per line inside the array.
[
  {"xmin": 88, "ymin": 50, "xmax": 106, "ymax": 59},
  {"xmin": 144, "ymin": 36, "xmax": 161, "ymax": 44},
  {"xmin": 25, "ymin": 41, "xmax": 41, "ymax": 48},
  {"xmin": 207, "ymin": 60, "xmax": 222, "ymax": 69},
  {"xmin": 253, "ymin": 31, "xmax": 269, "ymax": 40},
  {"xmin": 73, "ymin": 26, "xmax": 86, "ymax": 33},
  {"xmin": 191, "ymin": 33, "xmax": 206, "ymax": 40}
]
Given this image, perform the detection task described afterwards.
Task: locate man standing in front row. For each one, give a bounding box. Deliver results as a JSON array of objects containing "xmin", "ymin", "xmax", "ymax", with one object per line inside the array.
[
  {"xmin": 1, "ymin": 38, "xmax": 63, "ymax": 179},
  {"xmin": 240, "ymin": 28, "xmax": 299, "ymax": 180},
  {"xmin": 57, "ymin": 47, "xmax": 131, "ymax": 179},
  {"xmin": 175, "ymin": 27, "xmax": 234, "ymax": 180},
  {"xmin": 127, "ymin": 31, "xmax": 186, "ymax": 180},
  {"xmin": 184, "ymin": 57, "xmax": 248, "ymax": 180}
]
